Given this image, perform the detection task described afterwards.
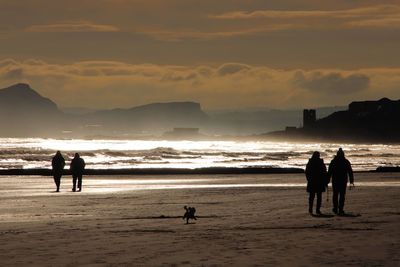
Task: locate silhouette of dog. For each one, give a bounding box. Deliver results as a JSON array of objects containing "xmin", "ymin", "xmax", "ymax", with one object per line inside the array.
[{"xmin": 183, "ymin": 206, "xmax": 197, "ymax": 224}]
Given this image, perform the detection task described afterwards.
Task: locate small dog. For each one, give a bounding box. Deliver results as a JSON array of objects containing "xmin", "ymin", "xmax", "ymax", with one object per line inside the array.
[{"xmin": 183, "ymin": 206, "xmax": 197, "ymax": 224}]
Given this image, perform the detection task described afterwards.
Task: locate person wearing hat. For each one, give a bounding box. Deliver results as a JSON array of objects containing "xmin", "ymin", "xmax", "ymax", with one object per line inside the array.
[
  {"xmin": 70, "ymin": 153, "xmax": 86, "ymax": 192},
  {"xmin": 327, "ymin": 148, "xmax": 354, "ymax": 215}
]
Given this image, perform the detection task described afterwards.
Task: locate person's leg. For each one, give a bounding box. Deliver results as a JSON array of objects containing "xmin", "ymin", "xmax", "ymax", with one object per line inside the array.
[
  {"xmin": 57, "ymin": 178, "xmax": 60, "ymax": 192},
  {"xmin": 77, "ymin": 175, "xmax": 82, "ymax": 191},
  {"xmin": 53, "ymin": 175, "xmax": 58, "ymax": 190},
  {"xmin": 339, "ymin": 188, "xmax": 346, "ymax": 214},
  {"xmin": 72, "ymin": 175, "xmax": 77, "ymax": 192},
  {"xmin": 309, "ymin": 192, "xmax": 315, "ymax": 214},
  {"xmin": 316, "ymin": 192, "xmax": 322, "ymax": 214},
  {"xmin": 54, "ymin": 175, "xmax": 61, "ymax": 192},
  {"xmin": 332, "ymin": 188, "xmax": 339, "ymax": 214}
]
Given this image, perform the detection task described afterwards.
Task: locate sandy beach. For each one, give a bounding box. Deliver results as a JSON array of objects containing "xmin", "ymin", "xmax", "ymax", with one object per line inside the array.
[{"xmin": 0, "ymin": 173, "xmax": 399, "ymax": 266}]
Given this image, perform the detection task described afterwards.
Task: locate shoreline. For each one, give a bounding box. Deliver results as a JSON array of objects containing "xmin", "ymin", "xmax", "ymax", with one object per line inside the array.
[
  {"xmin": 0, "ymin": 166, "xmax": 397, "ymax": 176},
  {"xmin": 0, "ymin": 167, "xmax": 304, "ymax": 176}
]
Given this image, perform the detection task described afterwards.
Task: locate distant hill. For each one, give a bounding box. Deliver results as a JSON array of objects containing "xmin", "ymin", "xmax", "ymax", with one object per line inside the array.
[
  {"xmin": 1, "ymin": 83, "xmax": 397, "ymax": 142},
  {"xmin": 0, "ymin": 83, "xmax": 59, "ymax": 113},
  {"xmin": 267, "ymin": 98, "xmax": 400, "ymax": 142},
  {"xmin": 82, "ymin": 102, "xmax": 209, "ymax": 135},
  {"xmin": 94, "ymin": 102, "xmax": 207, "ymax": 121},
  {"xmin": 0, "ymin": 83, "xmax": 63, "ymax": 137},
  {"xmin": 0, "ymin": 83, "xmax": 211, "ymax": 137}
]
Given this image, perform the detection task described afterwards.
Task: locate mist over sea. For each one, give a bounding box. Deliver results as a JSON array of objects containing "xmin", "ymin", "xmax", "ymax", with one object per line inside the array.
[{"xmin": 0, "ymin": 138, "xmax": 398, "ymax": 171}]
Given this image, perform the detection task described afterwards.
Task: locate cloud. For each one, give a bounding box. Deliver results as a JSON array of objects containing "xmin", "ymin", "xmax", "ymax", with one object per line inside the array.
[
  {"xmin": 0, "ymin": 58, "xmax": 18, "ymax": 68},
  {"xmin": 217, "ymin": 63, "xmax": 251, "ymax": 75},
  {"xmin": 138, "ymin": 4, "xmax": 400, "ymax": 41},
  {"xmin": 293, "ymin": 71, "xmax": 370, "ymax": 94},
  {"xmin": 26, "ymin": 21, "xmax": 120, "ymax": 33},
  {"xmin": 2, "ymin": 68, "xmax": 24, "ymax": 80},
  {"xmin": 211, "ymin": 5, "xmax": 400, "ymax": 20},
  {"xmin": 137, "ymin": 24, "xmax": 300, "ymax": 41},
  {"xmin": 0, "ymin": 59, "xmax": 398, "ymax": 109},
  {"xmin": 346, "ymin": 17, "xmax": 400, "ymax": 28},
  {"xmin": 210, "ymin": 4, "xmax": 400, "ymax": 30}
]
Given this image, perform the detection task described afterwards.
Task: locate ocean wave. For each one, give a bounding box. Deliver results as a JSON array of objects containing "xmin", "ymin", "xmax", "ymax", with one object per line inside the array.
[{"xmin": 0, "ymin": 139, "xmax": 399, "ymax": 171}]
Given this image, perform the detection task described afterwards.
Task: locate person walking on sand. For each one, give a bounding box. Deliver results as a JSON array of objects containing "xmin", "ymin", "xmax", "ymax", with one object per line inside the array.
[
  {"xmin": 328, "ymin": 148, "xmax": 354, "ymax": 215},
  {"xmin": 305, "ymin": 151, "xmax": 328, "ymax": 215},
  {"xmin": 52, "ymin": 151, "xmax": 65, "ymax": 192},
  {"xmin": 70, "ymin": 153, "xmax": 86, "ymax": 192}
]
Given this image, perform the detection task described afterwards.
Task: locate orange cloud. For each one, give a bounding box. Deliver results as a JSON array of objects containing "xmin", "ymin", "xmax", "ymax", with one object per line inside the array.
[
  {"xmin": 346, "ymin": 17, "xmax": 400, "ymax": 28},
  {"xmin": 210, "ymin": 5, "xmax": 400, "ymax": 20},
  {"xmin": 137, "ymin": 24, "xmax": 303, "ymax": 41},
  {"xmin": 137, "ymin": 4, "xmax": 400, "ymax": 41},
  {"xmin": 26, "ymin": 21, "xmax": 120, "ymax": 33},
  {"xmin": 0, "ymin": 59, "xmax": 399, "ymax": 109},
  {"xmin": 210, "ymin": 4, "xmax": 400, "ymax": 30}
]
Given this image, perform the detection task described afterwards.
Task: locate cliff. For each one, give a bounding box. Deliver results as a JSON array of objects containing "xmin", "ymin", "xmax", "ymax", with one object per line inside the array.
[
  {"xmin": 268, "ymin": 98, "xmax": 400, "ymax": 142},
  {"xmin": 0, "ymin": 83, "xmax": 209, "ymax": 137},
  {"xmin": 0, "ymin": 83, "xmax": 63, "ymax": 136}
]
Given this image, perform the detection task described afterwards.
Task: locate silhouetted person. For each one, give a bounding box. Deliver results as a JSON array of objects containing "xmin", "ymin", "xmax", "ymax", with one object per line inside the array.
[
  {"xmin": 328, "ymin": 148, "xmax": 354, "ymax": 215},
  {"xmin": 305, "ymin": 151, "xmax": 328, "ymax": 215},
  {"xmin": 183, "ymin": 206, "xmax": 197, "ymax": 224},
  {"xmin": 70, "ymin": 153, "xmax": 86, "ymax": 192},
  {"xmin": 52, "ymin": 151, "xmax": 65, "ymax": 192}
]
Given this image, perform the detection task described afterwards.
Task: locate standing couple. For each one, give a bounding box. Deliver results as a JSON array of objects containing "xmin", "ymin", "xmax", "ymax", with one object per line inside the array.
[
  {"xmin": 52, "ymin": 151, "xmax": 86, "ymax": 192},
  {"xmin": 306, "ymin": 148, "xmax": 354, "ymax": 215}
]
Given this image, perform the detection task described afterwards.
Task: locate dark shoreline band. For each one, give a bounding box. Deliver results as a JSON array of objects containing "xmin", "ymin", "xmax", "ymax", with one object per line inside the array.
[
  {"xmin": 0, "ymin": 166, "xmax": 396, "ymax": 176},
  {"xmin": 0, "ymin": 167, "xmax": 305, "ymax": 176}
]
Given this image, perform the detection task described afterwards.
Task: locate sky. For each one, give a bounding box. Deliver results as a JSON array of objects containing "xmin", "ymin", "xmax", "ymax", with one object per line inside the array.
[{"xmin": 0, "ymin": 0, "xmax": 399, "ymax": 110}]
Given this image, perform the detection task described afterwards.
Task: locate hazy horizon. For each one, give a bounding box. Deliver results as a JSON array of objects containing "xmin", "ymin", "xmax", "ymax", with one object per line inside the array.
[{"xmin": 0, "ymin": 82, "xmax": 375, "ymax": 112}]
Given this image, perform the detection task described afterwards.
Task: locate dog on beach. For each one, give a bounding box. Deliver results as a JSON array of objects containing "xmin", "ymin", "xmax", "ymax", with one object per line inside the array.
[{"xmin": 183, "ymin": 206, "xmax": 197, "ymax": 224}]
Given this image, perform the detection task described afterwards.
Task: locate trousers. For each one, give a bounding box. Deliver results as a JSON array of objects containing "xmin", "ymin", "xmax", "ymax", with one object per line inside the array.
[
  {"xmin": 332, "ymin": 187, "xmax": 346, "ymax": 212},
  {"xmin": 309, "ymin": 192, "xmax": 322, "ymax": 212},
  {"xmin": 72, "ymin": 175, "xmax": 82, "ymax": 191}
]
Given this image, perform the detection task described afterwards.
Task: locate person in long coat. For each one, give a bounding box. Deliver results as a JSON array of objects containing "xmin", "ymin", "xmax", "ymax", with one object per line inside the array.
[
  {"xmin": 305, "ymin": 151, "xmax": 328, "ymax": 215},
  {"xmin": 328, "ymin": 148, "xmax": 354, "ymax": 215},
  {"xmin": 70, "ymin": 153, "xmax": 86, "ymax": 192},
  {"xmin": 52, "ymin": 151, "xmax": 65, "ymax": 192}
]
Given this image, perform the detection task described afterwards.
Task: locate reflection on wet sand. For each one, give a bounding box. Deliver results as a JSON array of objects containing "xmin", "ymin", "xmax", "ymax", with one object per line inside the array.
[{"xmin": 0, "ymin": 174, "xmax": 399, "ymax": 197}]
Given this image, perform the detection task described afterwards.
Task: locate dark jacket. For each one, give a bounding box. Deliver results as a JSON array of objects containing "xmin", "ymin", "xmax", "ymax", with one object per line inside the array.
[
  {"xmin": 52, "ymin": 153, "xmax": 65, "ymax": 175},
  {"xmin": 328, "ymin": 156, "xmax": 354, "ymax": 190},
  {"xmin": 70, "ymin": 157, "xmax": 86, "ymax": 176},
  {"xmin": 305, "ymin": 157, "xmax": 328, "ymax": 193}
]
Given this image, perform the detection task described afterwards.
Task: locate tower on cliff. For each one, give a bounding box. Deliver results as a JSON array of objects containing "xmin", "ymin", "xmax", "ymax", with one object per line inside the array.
[{"xmin": 303, "ymin": 109, "xmax": 316, "ymax": 128}]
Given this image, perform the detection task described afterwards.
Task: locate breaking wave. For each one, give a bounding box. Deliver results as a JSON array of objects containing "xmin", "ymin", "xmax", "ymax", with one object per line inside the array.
[{"xmin": 0, "ymin": 138, "xmax": 399, "ymax": 170}]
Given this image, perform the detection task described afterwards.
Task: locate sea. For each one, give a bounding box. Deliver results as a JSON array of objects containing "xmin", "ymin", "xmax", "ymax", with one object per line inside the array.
[{"xmin": 0, "ymin": 138, "xmax": 399, "ymax": 171}]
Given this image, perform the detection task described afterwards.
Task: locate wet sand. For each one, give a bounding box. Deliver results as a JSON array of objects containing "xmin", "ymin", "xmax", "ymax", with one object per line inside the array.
[{"xmin": 0, "ymin": 173, "xmax": 399, "ymax": 266}]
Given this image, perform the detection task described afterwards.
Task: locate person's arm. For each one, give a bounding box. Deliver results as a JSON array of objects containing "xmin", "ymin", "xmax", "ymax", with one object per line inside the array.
[
  {"xmin": 322, "ymin": 161, "xmax": 329, "ymax": 186},
  {"xmin": 327, "ymin": 161, "xmax": 333, "ymax": 185},
  {"xmin": 347, "ymin": 160, "xmax": 354, "ymax": 184},
  {"xmin": 305, "ymin": 162, "xmax": 311, "ymax": 182}
]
